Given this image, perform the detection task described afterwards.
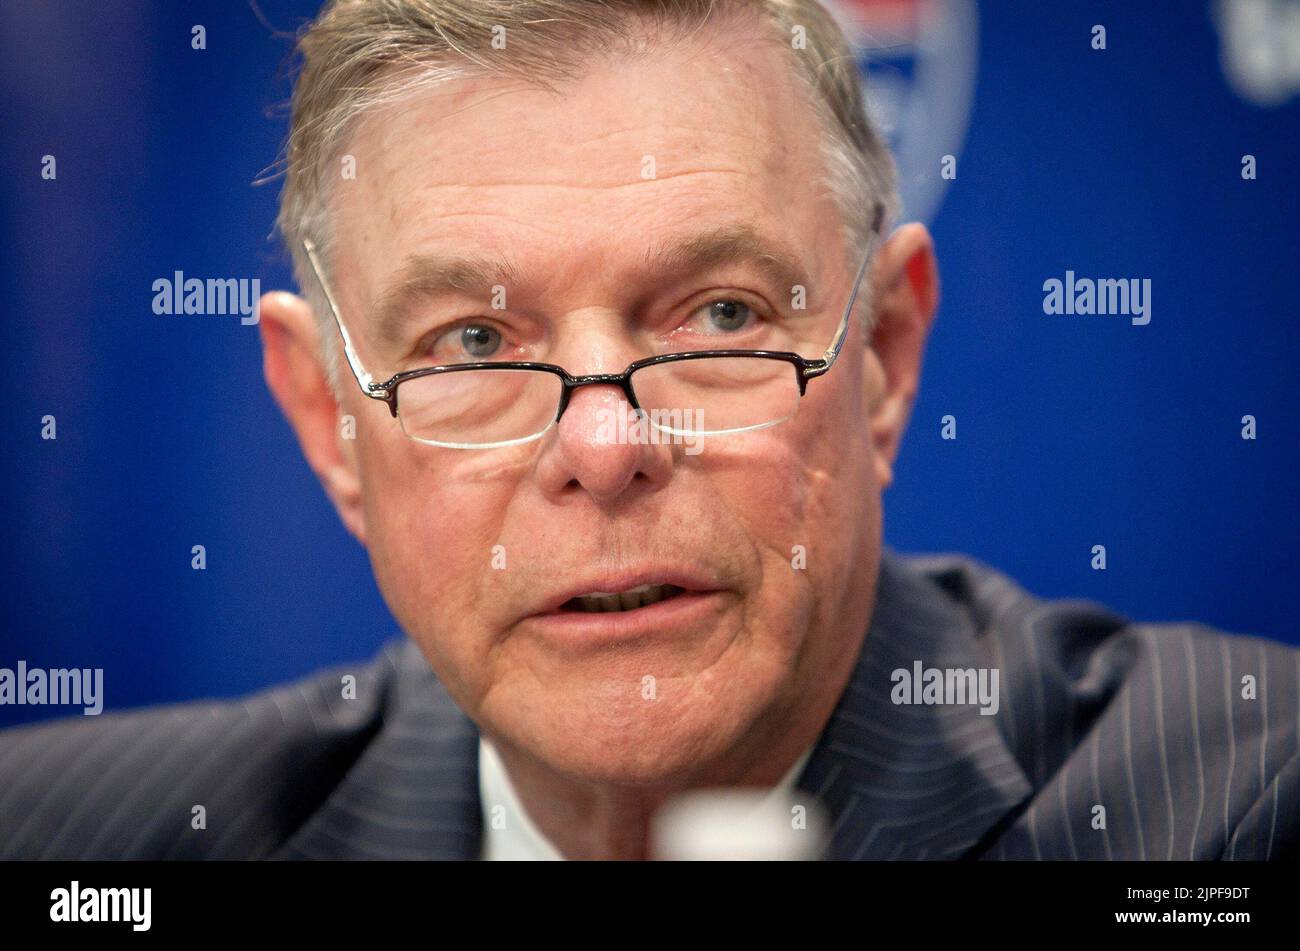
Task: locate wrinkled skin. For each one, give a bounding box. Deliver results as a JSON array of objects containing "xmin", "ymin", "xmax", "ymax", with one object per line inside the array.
[{"xmin": 261, "ymin": 12, "xmax": 938, "ymax": 859}]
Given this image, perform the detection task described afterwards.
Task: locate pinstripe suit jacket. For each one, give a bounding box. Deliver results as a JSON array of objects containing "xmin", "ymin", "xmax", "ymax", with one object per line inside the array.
[{"xmin": 2, "ymin": 548, "xmax": 1296, "ymax": 860}]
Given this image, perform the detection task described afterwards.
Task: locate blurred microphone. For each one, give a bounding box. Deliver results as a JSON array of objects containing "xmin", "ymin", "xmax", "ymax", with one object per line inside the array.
[{"xmin": 651, "ymin": 787, "xmax": 827, "ymax": 860}]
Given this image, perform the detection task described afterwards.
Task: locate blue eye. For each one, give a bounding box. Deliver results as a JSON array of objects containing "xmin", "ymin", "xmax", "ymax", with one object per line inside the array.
[
  {"xmin": 459, "ymin": 324, "xmax": 501, "ymax": 357},
  {"xmin": 426, "ymin": 322, "xmax": 502, "ymax": 361},
  {"xmin": 693, "ymin": 299, "xmax": 755, "ymax": 334}
]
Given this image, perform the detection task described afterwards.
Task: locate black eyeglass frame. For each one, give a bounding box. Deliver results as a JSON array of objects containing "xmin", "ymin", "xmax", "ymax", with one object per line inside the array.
[{"xmin": 301, "ymin": 203, "xmax": 884, "ymax": 441}]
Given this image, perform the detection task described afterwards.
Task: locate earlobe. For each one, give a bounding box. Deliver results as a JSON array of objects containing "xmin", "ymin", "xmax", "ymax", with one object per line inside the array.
[
  {"xmin": 861, "ymin": 224, "xmax": 940, "ymax": 485},
  {"xmin": 258, "ymin": 291, "xmax": 368, "ymax": 545}
]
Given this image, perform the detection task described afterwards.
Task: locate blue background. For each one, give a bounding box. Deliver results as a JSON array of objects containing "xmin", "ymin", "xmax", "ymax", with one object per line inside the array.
[{"xmin": 2, "ymin": 0, "xmax": 1296, "ymax": 725}]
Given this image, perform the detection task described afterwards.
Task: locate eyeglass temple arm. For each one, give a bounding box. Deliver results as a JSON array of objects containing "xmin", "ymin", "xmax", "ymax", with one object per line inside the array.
[
  {"xmin": 301, "ymin": 238, "xmax": 385, "ymax": 397},
  {"xmin": 812, "ymin": 202, "xmax": 885, "ymax": 374}
]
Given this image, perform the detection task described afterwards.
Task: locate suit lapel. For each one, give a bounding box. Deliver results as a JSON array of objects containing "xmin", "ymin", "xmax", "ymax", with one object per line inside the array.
[
  {"xmin": 795, "ymin": 548, "xmax": 1034, "ymax": 859},
  {"xmin": 274, "ymin": 639, "xmax": 482, "ymax": 860}
]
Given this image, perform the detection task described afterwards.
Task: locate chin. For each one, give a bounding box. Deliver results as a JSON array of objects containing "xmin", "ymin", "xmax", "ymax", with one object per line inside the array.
[{"xmin": 508, "ymin": 693, "xmax": 759, "ymax": 789}]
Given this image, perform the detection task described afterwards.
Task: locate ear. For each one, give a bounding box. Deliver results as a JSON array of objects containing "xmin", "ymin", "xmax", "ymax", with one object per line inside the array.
[
  {"xmin": 861, "ymin": 223, "xmax": 940, "ymax": 490},
  {"xmin": 258, "ymin": 291, "xmax": 368, "ymax": 543}
]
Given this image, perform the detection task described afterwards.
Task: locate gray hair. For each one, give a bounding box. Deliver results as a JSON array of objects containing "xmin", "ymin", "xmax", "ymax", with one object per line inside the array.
[{"xmin": 275, "ymin": 0, "xmax": 899, "ymax": 389}]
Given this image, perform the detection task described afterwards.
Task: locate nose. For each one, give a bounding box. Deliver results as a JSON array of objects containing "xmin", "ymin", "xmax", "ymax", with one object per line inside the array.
[{"xmin": 533, "ymin": 374, "xmax": 675, "ymax": 506}]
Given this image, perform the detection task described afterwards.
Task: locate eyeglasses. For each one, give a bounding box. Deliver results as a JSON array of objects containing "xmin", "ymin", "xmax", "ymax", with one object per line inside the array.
[{"xmin": 301, "ymin": 203, "xmax": 883, "ymax": 450}]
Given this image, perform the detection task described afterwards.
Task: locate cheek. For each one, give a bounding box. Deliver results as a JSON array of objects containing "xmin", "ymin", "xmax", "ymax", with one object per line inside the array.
[
  {"xmin": 354, "ymin": 430, "xmax": 520, "ymax": 681},
  {"xmin": 723, "ymin": 353, "xmax": 874, "ymax": 541},
  {"xmin": 697, "ymin": 357, "xmax": 877, "ymax": 629}
]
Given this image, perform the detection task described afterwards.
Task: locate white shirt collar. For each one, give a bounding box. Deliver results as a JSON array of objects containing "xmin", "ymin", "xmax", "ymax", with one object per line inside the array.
[{"xmin": 478, "ymin": 735, "xmax": 814, "ymax": 860}]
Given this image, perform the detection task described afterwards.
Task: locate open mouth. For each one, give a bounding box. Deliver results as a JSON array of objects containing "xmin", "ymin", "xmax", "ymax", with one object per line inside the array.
[{"xmin": 560, "ymin": 583, "xmax": 687, "ymax": 613}]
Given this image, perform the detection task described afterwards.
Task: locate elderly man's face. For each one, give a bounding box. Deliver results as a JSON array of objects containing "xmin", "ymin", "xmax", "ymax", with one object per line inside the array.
[{"xmin": 266, "ymin": 18, "xmax": 935, "ymax": 787}]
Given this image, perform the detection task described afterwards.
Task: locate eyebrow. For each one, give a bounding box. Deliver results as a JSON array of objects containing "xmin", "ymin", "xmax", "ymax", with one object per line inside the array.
[
  {"xmin": 371, "ymin": 252, "xmax": 524, "ymax": 349},
  {"xmin": 369, "ymin": 224, "xmax": 814, "ymax": 347},
  {"xmin": 643, "ymin": 224, "xmax": 813, "ymax": 305}
]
